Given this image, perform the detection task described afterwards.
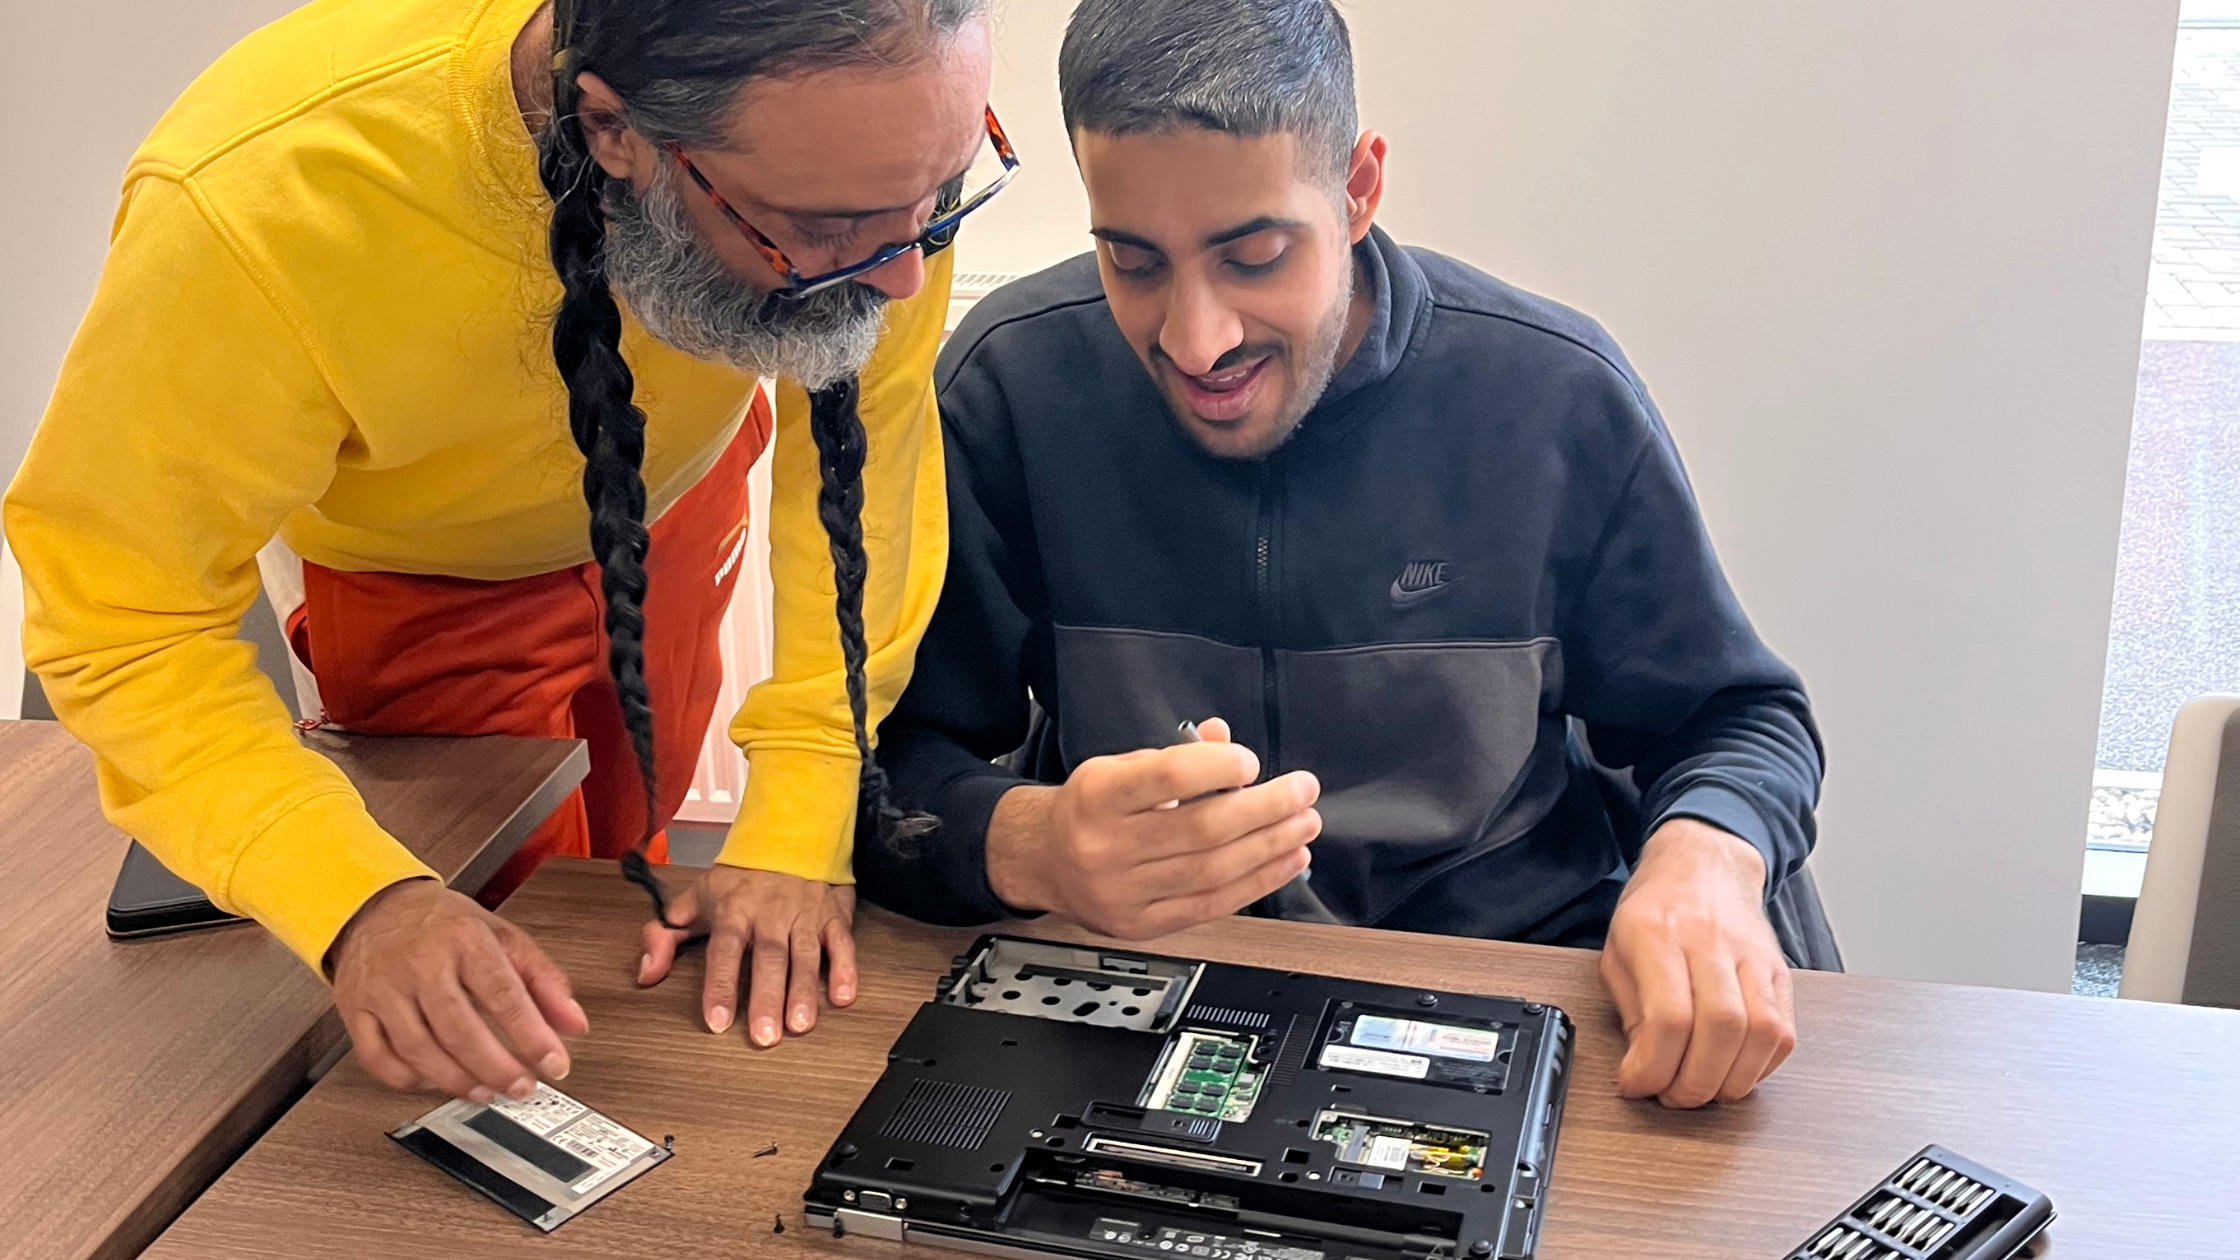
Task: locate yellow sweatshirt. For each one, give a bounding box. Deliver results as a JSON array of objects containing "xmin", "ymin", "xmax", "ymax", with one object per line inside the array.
[{"xmin": 4, "ymin": 0, "xmax": 950, "ymax": 971}]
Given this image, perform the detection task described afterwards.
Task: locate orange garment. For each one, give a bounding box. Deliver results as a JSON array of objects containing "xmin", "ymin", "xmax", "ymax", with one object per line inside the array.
[
  {"xmin": 290, "ymin": 393, "xmax": 775, "ymax": 906},
  {"xmin": 4, "ymin": 0, "xmax": 952, "ymax": 974}
]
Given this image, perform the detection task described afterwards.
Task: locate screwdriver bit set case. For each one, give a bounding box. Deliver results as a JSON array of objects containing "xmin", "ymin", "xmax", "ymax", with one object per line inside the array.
[
  {"xmin": 806, "ymin": 936, "xmax": 1574, "ymax": 1260},
  {"xmin": 1786, "ymin": 1145, "xmax": 2054, "ymax": 1260}
]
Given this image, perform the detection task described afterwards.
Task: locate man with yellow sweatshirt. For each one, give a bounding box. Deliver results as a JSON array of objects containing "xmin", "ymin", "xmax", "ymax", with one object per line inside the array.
[{"xmin": 5, "ymin": 0, "xmax": 1001, "ymax": 1104}]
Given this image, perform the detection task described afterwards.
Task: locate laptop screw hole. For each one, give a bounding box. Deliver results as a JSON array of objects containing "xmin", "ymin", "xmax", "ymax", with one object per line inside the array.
[
  {"xmin": 1279, "ymin": 1172, "xmax": 1299, "ymax": 1183},
  {"xmin": 991, "ymin": 1163, "xmax": 1006, "ymax": 1173}
]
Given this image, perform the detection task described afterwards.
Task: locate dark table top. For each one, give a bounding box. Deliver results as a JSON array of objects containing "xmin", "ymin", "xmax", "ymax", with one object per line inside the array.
[
  {"xmin": 144, "ymin": 856, "xmax": 2240, "ymax": 1259},
  {"xmin": 0, "ymin": 719, "xmax": 587, "ymax": 1260}
]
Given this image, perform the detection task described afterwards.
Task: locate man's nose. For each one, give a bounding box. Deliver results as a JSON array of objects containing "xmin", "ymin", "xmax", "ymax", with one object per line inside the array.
[
  {"xmin": 857, "ymin": 247, "xmax": 926, "ymax": 302},
  {"xmin": 1157, "ymin": 278, "xmax": 1244, "ymax": 377}
]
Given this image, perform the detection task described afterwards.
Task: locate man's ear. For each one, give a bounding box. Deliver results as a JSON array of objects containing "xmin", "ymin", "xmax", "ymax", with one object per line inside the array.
[
  {"xmin": 1342, "ymin": 130, "xmax": 1387, "ymax": 246},
  {"xmin": 574, "ymin": 71, "xmax": 652, "ymax": 184}
]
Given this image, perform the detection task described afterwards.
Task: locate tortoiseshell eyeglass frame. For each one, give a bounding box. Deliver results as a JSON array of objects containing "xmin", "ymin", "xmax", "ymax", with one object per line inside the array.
[{"xmin": 665, "ymin": 105, "xmax": 1019, "ymax": 299}]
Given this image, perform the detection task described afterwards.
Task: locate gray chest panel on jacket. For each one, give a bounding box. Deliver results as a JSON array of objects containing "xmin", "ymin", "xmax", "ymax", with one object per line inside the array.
[{"xmin": 1051, "ymin": 624, "xmax": 1573, "ymax": 924}]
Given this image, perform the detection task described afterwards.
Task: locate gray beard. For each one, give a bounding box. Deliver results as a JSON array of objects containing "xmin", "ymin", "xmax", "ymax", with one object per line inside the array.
[{"xmin": 601, "ymin": 166, "xmax": 888, "ymax": 390}]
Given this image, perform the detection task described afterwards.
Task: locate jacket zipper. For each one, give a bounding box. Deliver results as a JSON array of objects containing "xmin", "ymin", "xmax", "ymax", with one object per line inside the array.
[{"xmin": 1255, "ymin": 462, "xmax": 1281, "ymax": 776}]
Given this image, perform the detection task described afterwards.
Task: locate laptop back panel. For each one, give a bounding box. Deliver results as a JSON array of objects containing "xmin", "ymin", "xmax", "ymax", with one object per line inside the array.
[{"xmin": 807, "ymin": 936, "xmax": 1572, "ymax": 1260}]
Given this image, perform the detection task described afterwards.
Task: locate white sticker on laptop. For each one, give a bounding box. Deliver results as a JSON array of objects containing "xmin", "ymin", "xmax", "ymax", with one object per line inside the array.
[
  {"xmin": 1350, "ymin": 1015, "xmax": 1501, "ymax": 1063},
  {"xmin": 1319, "ymin": 1043, "xmax": 1429, "ymax": 1079},
  {"xmin": 1363, "ymin": 1135, "xmax": 1413, "ymax": 1171}
]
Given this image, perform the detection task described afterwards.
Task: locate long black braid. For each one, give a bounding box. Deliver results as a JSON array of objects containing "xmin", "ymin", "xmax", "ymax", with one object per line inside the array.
[
  {"xmin": 535, "ymin": 0, "xmax": 974, "ymax": 905},
  {"xmin": 806, "ymin": 379, "xmax": 939, "ymax": 849},
  {"xmin": 540, "ymin": 32, "xmax": 659, "ymax": 832}
]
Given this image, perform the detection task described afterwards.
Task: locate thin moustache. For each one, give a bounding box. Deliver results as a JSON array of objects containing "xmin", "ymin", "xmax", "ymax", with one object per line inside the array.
[{"xmin": 1152, "ymin": 343, "xmax": 1284, "ymax": 382}]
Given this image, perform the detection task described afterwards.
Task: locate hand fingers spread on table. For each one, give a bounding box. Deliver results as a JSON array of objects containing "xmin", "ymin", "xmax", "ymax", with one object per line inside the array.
[
  {"xmin": 425, "ymin": 969, "xmax": 540, "ymax": 1098},
  {"xmin": 699, "ymin": 906, "xmax": 748, "ymax": 1036},
  {"xmin": 494, "ymin": 918, "xmax": 587, "ymax": 1038},
  {"xmin": 383, "ymin": 997, "xmax": 487, "ymax": 1102},
  {"xmin": 786, "ymin": 917, "xmax": 823, "ymax": 1035},
  {"xmin": 746, "ymin": 921, "xmax": 794, "ymax": 1047},
  {"xmin": 461, "ymin": 932, "xmax": 571, "ymax": 1081},
  {"xmin": 346, "ymin": 1007, "xmax": 418, "ymax": 1092},
  {"xmin": 637, "ymin": 884, "xmax": 704, "ymax": 987},
  {"xmin": 1612, "ymin": 941, "xmax": 1694, "ymax": 1101},
  {"xmin": 1661, "ymin": 948, "xmax": 1749, "ymax": 1109},
  {"xmin": 823, "ymin": 913, "xmax": 859, "ymax": 1007}
]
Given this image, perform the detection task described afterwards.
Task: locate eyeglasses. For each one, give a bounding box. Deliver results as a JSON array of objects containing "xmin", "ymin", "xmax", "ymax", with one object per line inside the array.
[{"xmin": 666, "ymin": 105, "xmax": 1019, "ymax": 299}]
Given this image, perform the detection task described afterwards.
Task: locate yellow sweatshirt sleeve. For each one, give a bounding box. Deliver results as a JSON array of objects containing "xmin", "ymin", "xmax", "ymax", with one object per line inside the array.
[
  {"xmin": 4, "ymin": 175, "xmax": 434, "ymax": 971},
  {"xmin": 717, "ymin": 251, "xmax": 954, "ymax": 882}
]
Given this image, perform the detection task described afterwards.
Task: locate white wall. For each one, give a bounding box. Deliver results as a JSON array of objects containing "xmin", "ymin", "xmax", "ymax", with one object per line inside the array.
[
  {"xmin": 11, "ymin": 1, "xmax": 2177, "ymax": 989},
  {"xmin": 962, "ymin": 1, "xmax": 2178, "ymax": 991},
  {"xmin": 2, "ymin": 0, "xmax": 307, "ymax": 720}
]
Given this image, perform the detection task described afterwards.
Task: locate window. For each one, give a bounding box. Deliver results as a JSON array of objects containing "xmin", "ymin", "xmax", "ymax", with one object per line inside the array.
[{"xmin": 2091, "ymin": 0, "xmax": 2240, "ymax": 902}]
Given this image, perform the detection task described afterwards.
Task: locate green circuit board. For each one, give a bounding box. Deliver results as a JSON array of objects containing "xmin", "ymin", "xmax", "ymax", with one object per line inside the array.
[
  {"xmin": 1313, "ymin": 1109, "xmax": 1489, "ymax": 1181},
  {"xmin": 1141, "ymin": 1030, "xmax": 1265, "ymax": 1122}
]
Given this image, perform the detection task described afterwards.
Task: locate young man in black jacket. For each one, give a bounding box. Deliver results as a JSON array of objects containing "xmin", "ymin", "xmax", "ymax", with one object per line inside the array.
[{"xmin": 865, "ymin": 0, "xmax": 1829, "ymax": 1109}]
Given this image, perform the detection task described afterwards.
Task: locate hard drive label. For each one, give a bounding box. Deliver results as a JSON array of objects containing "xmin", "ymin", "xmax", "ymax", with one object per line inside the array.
[
  {"xmin": 1350, "ymin": 1015, "xmax": 1501, "ymax": 1062},
  {"xmin": 1317, "ymin": 1044, "xmax": 1429, "ymax": 1079}
]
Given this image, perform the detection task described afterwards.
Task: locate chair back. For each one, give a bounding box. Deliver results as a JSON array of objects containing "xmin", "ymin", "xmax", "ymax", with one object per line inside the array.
[{"xmin": 2121, "ymin": 694, "xmax": 2240, "ymax": 1006}]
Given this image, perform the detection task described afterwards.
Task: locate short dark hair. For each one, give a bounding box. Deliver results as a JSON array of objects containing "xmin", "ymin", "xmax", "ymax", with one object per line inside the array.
[{"xmin": 1059, "ymin": 0, "xmax": 1358, "ymax": 182}]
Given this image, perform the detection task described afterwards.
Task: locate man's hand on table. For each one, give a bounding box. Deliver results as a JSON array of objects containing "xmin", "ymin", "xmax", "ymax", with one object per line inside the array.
[
  {"xmin": 985, "ymin": 717, "xmax": 1322, "ymax": 940},
  {"xmin": 1598, "ymin": 817, "xmax": 1796, "ymax": 1109},
  {"xmin": 331, "ymin": 878, "xmax": 588, "ymax": 1101},
  {"xmin": 636, "ymin": 866, "xmax": 858, "ymax": 1048}
]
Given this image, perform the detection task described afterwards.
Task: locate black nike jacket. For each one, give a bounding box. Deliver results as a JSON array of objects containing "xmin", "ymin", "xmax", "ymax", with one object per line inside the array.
[{"xmin": 862, "ymin": 227, "xmax": 1823, "ymax": 940}]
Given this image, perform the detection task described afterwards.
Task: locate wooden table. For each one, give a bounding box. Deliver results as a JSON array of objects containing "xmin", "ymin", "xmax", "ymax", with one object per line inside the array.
[
  {"xmin": 0, "ymin": 720, "xmax": 587, "ymax": 1260},
  {"xmin": 146, "ymin": 858, "xmax": 2240, "ymax": 1259}
]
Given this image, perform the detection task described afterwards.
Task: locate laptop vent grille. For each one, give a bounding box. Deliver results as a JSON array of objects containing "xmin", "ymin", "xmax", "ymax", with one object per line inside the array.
[
  {"xmin": 1185, "ymin": 1005, "xmax": 1271, "ymax": 1030},
  {"xmin": 1269, "ymin": 1013, "xmax": 1309, "ymax": 1086},
  {"xmin": 878, "ymin": 1078, "xmax": 1011, "ymax": 1150}
]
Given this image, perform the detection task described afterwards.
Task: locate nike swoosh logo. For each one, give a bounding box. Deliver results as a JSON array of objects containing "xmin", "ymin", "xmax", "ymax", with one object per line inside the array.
[{"xmin": 1390, "ymin": 578, "xmax": 1450, "ymax": 606}]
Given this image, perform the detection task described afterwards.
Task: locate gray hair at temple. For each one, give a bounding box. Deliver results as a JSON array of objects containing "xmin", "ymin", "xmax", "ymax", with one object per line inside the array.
[{"xmin": 1057, "ymin": 0, "xmax": 1359, "ymax": 184}]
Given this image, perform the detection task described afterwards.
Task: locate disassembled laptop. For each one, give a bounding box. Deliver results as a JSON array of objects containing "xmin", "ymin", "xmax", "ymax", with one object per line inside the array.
[{"xmin": 805, "ymin": 936, "xmax": 1574, "ymax": 1260}]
